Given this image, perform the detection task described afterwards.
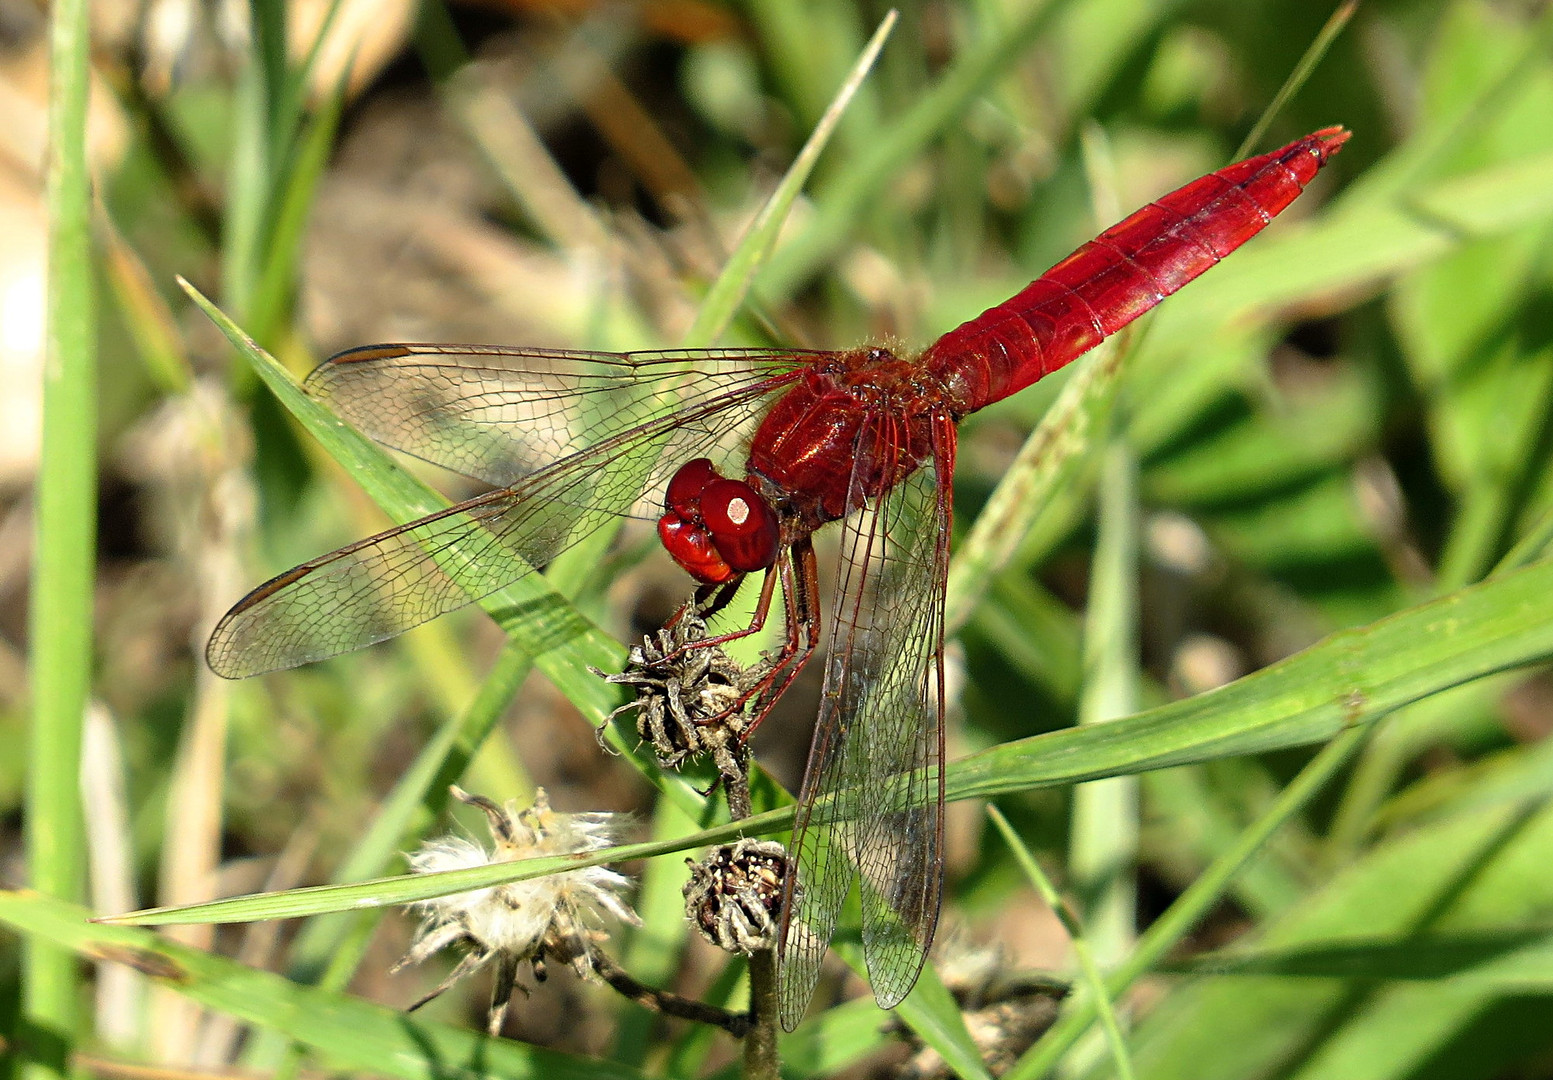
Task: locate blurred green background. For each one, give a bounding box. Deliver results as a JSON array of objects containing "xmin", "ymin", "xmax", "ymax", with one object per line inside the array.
[{"xmin": 6, "ymin": 0, "xmax": 1553, "ymax": 1077}]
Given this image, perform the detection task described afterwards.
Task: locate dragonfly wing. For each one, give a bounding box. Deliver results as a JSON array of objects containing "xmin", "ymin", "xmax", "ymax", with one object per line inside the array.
[
  {"xmin": 306, "ymin": 345, "xmax": 818, "ymax": 491},
  {"xmin": 208, "ymin": 486, "xmax": 547, "ymax": 677},
  {"xmin": 778, "ymin": 413, "xmax": 952, "ymax": 1029},
  {"xmin": 210, "ymin": 348, "xmax": 819, "ymax": 678},
  {"xmin": 207, "ymin": 371, "xmax": 791, "ymax": 679}
]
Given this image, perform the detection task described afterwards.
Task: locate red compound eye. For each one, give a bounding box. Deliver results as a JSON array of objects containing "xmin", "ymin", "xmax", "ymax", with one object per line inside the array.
[
  {"xmin": 699, "ymin": 478, "xmax": 780, "ymax": 572},
  {"xmin": 659, "ymin": 459, "xmax": 779, "ymax": 581},
  {"xmin": 664, "ymin": 457, "xmax": 719, "ymax": 516},
  {"xmin": 657, "ymin": 515, "xmax": 732, "ymax": 584}
]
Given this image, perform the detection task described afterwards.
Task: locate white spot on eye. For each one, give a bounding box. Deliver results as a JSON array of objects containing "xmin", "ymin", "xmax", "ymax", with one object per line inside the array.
[{"xmin": 726, "ymin": 498, "xmax": 749, "ymax": 526}]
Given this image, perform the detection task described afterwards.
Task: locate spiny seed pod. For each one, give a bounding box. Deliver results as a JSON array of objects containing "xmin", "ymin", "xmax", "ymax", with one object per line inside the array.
[
  {"xmin": 683, "ymin": 839, "xmax": 789, "ymax": 955},
  {"xmin": 593, "ymin": 612, "xmax": 769, "ymax": 784}
]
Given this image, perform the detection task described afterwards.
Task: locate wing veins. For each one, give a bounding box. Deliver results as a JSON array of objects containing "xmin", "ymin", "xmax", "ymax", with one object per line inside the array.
[{"xmin": 778, "ymin": 410, "xmax": 950, "ymax": 1027}]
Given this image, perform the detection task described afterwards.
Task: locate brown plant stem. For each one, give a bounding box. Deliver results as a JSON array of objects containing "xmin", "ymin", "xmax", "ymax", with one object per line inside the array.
[
  {"xmin": 589, "ymin": 950, "xmax": 752, "ymax": 1037},
  {"xmin": 743, "ymin": 948, "xmax": 780, "ymax": 1080},
  {"xmin": 724, "ymin": 747, "xmax": 753, "ymax": 821}
]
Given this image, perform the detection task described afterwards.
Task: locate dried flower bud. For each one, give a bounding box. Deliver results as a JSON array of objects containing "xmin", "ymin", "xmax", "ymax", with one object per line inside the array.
[
  {"xmin": 683, "ymin": 839, "xmax": 789, "ymax": 955},
  {"xmin": 392, "ymin": 786, "xmax": 639, "ymax": 1035}
]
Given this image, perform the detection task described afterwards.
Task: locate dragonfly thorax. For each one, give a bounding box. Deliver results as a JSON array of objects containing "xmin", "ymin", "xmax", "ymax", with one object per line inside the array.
[{"xmin": 746, "ymin": 351, "xmax": 940, "ymax": 527}]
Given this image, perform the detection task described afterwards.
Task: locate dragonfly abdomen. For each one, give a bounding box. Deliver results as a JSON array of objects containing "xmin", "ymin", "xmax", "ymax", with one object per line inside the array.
[{"xmin": 921, "ymin": 127, "xmax": 1349, "ymax": 414}]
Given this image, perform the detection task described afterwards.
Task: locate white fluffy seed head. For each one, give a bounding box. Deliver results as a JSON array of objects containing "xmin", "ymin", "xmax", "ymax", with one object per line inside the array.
[{"xmin": 398, "ymin": 788, "xmax": 639, "ymax": 982}]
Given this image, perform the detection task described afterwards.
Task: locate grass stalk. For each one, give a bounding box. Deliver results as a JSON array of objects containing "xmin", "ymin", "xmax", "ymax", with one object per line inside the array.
[
  {"xmin": 1232, "ymin": 0, "xmax": 1358, "ymax": 160},
  {"xmin": 684, "ymin": 9, "xmax": 897, "ymax": 347},
  {"xmin": 22, "ymin": 0, "xmax": 97, "ymax": 1075},
  {"xmin": 943, "ymin": 338, "xmax": 1123, "ymax": 635},
  {"xmin": 1069, "ymin": 444, "xmax": 1141, "ymax": 965},
  {"xmin": 755, "ymin": 0, "xmax": 1076, "ymax": 303}
]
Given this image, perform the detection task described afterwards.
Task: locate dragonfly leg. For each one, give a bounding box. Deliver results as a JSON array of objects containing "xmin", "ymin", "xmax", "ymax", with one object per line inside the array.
[
  {"xmin": 665, "ymin": 566, "xmax": 780, "ymax": 657},
  {"xmin": 649, "ymin": 538, "xmax": 820, "ymax": 742},
  {"xmin": 735, "ymin": 537, "xmax": 822, "ymax": 740},
  {"xmin": 668, "ymin": 575, "xmax": 747, "ymax": 628}
]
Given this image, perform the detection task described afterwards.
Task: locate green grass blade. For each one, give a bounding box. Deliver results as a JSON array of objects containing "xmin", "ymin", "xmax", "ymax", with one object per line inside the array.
[
  {"xmin": 1130, "ymin": 800, "xmax": 1553, "ymax": 1079},
  {"xmin": 1165, "ymin": 929, "xmax": 1553, "ymax": 985},
  {"xmin": 247, "ymin": 65, "xmax": 350, "ymax": 344},
  {"xmin": 1233, "ymin": 0, "xmax": 1358, "ymax": 161},
  {"xmin": 1, "ymin": 893, "xmax": 650, "ymax": 1080},
  {"xmin": 944, "ymin": 342, "xmax": 1122, "ymax": 633},
  {"xmin": 99, "ymin": 214, "xmax": 193, "ymax": 395},
  {"xmin": 1141, "ymin": 765, "xmax": 1306, "ymax": 921},
  {"xmin": 253, "ymin": 2, "xmax": 289, "ymax": 167},
  {"xmin": 23, "ymin": 0, "xmax": 97, "ymax": 1074},
  {"xmin": 990, "ymin": 806, "xmax": 1135, "ymax": 1080},
  {"xmin": 954, "ymin": 555, "xmax": 1553, "ymax": 802},
  {"xmin": 683, "ymin": 9, "xmax": 897, "ymax": 346},
  {"xmin": 1008, "ymin": 724, "xmax": 1371, "ymax": 1079},
  {"xmin": 221, "ymin": 52, "xmax": 269, "ymax": 323},
  {"xmin": 101, "ymin": 810, "xmax": 776, "ymax": 926},
  {"xmin": 755, "ymin": 0, "xmax": 1076, "ymax": 303},
  {"xmin": 885, "ymin": 973, "xmax": 997, "ymax": 1080},
  {"xmin": 272, "ymin": 0, "xmax": 347, "ymax": 165},
  {"xmin": 449, "ymin": 69, "xmax": 617, "ymax": 257},
  {"xmin": 1493, "ymin": 500, "xmax": 1553, "ymax": 575},
  {"xmin": 742, "ymin": 0, "xmax": 873, "ymax": 135},
  {"xmin": 1069, "ymin": 444, "xmax": 1141, "ymax": 964},
  {"xmin": 771, "ymin": 998, "xmax": 898, "ymax": 1075}
]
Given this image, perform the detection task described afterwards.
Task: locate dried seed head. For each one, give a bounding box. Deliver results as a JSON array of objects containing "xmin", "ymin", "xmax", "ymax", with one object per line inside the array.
[
  {"xmin": 593, "ymin": 612, "xmax": 769, "ymax": 785},
  {"xmin": 683, "ymin": 839, "xmax": 789, "ymax": 955},
  {"xmin": 392, "ymin": 786, "xmax": 639, "ymax": 1035}
]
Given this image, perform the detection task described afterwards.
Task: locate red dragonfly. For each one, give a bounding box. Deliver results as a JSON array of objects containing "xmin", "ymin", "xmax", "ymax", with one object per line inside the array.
[{"xmin": 208, "ymin": 128, "xmax": 1347, "ymax": 1029}]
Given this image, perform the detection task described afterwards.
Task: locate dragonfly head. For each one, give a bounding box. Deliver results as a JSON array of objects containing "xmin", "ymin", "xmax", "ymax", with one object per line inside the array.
[{"xmin": 659, "ymin": 458, "xmax": 781, "ymax": 584}]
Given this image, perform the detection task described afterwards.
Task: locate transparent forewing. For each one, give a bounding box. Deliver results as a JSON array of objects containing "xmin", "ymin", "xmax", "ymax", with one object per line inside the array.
[
  {"xmin": 207, "ymin": 350, "xmax": 813, "ymax": 678},
  {"xmin": 778, "ymin": 414, "xmax": 951, "ymax": 1029},
  {"xmin": 306, "ymin": 345, "xmax": 819, "ymax": 492}
]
